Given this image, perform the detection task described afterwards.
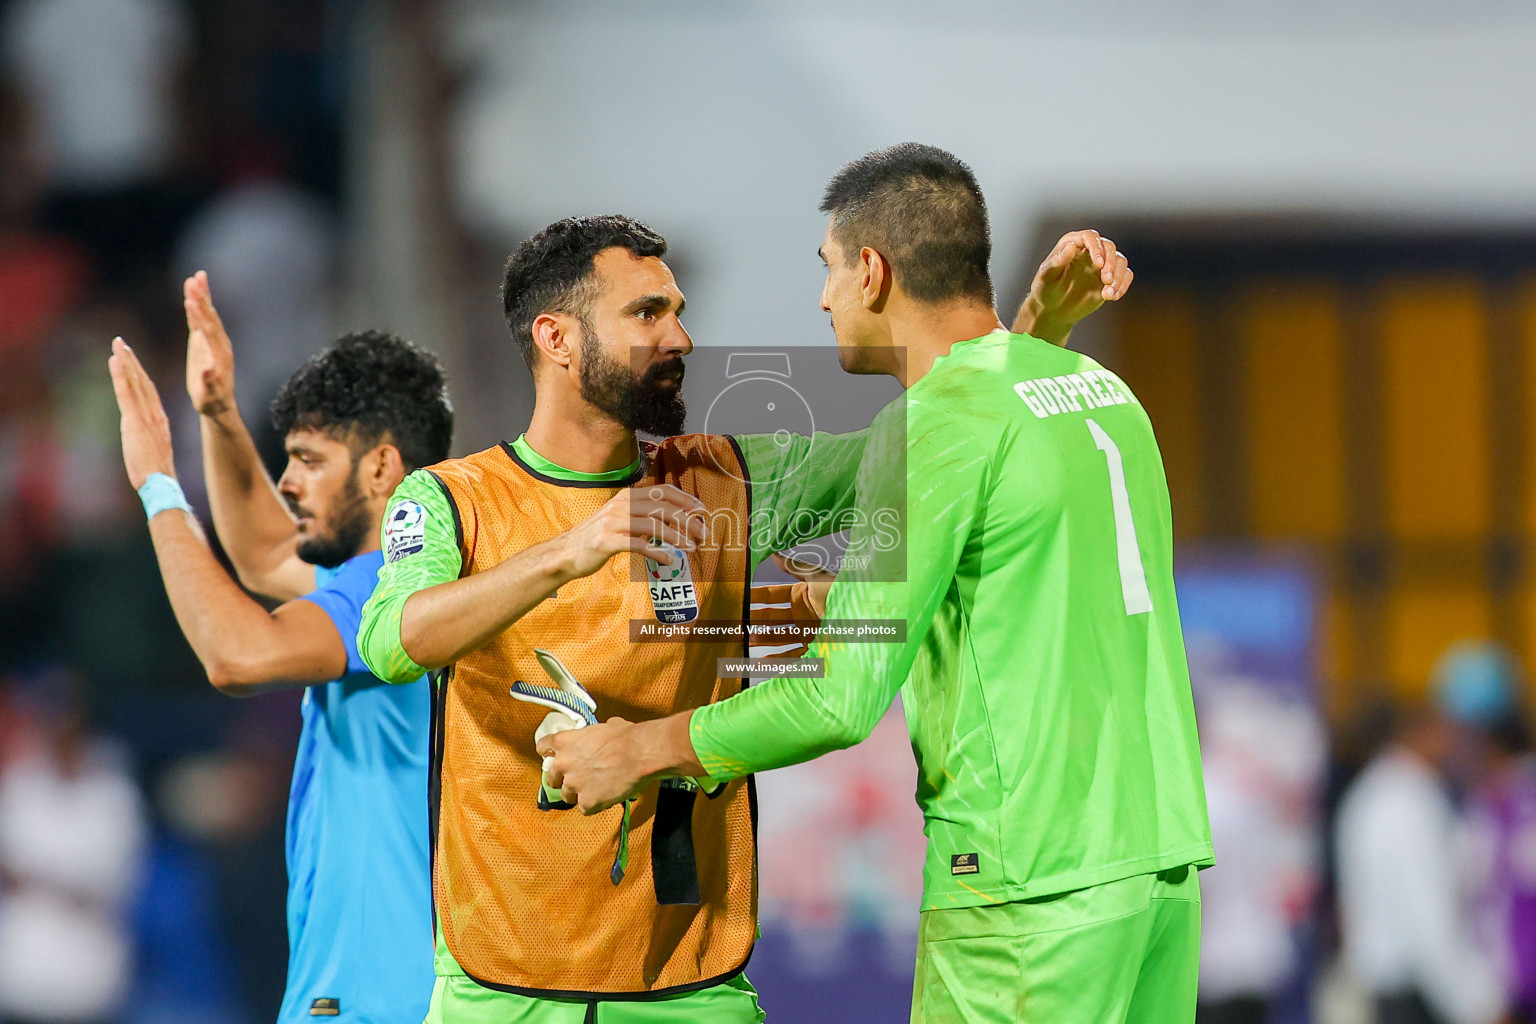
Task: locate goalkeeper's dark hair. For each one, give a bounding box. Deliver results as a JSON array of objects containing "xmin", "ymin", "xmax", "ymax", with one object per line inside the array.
[
  {"xmin": 270, "ymin": 331, "xmax": 454, "ymax": 471},
  {"xmin": 820, "ymin": 142, "xmax": 993, "ymax": 306},
  {"xmin": 502, "ymin": 214, "xmax": 668, "ymax": 370}
]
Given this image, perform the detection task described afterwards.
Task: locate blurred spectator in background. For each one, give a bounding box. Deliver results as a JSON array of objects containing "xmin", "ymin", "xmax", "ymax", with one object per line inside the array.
[
  {"xmin": 1, "ymin": 0, "xmax": 196, "ymax": 289},
  {"xmin": 1194, "ymin": 659, "xmax": 1325, "ymax": 1024},
  {"xmin": 171, "ymin": 132, "xmax": 334, "ymax": 489},
  {"xmin": 172, "ymin": 172, "xmax": 331, "ymax": 419},
  {"xmin": 1335, "ymin": 645, "xmax": 1505, "ymax": 1024},
  {"xmin": 0, "ymin": 4, "xmax": 343, "ymax": 1020},
  {"xmin": 0, "ymin": 666, "xmax": 148, "ymax": 1024},
  {"xmin": 0, "ymin": 83, "xmax": 85, "ymax": 662},
  {"xmin": 0, "ymin": 77, "xmax": 86, "ymax": 360},
  {"xmin": 1448, "ymin": 643, "xmax": 1536, "ymax": 1024},
  {"xmin": 156, "ymin": 695, "xmax": 299, "ymax": 1021}
]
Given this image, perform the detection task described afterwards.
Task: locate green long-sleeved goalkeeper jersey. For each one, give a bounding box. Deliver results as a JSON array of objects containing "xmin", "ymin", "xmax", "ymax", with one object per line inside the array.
[{"xmin": 691, "ymin": 332, "xmax": 1214, "ymax": 910}]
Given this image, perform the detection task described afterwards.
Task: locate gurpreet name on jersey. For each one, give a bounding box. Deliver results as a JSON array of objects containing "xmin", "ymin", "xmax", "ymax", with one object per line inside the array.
[{"xmin": 1013, "ymin": 369, "xmax": 1139, "ymax": 419}]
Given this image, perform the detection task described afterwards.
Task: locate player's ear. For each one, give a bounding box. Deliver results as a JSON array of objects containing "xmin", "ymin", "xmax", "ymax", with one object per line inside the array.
[
  {"xmin": 360, "ymin": 442, "xmax": 406, "ymax": 497},
  {"xmin": 859, "ymin": 247, "xmax": 890, "ymax": 312},
  {"xmin": 531, "ymin": 312, "xmax": 576, "ymax": 373}
]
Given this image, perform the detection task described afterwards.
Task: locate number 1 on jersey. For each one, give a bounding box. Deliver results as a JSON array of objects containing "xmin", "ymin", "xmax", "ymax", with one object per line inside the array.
[{"xmin": 1085, "ymin": 419, "xmax": 1153, "ymax": 616}]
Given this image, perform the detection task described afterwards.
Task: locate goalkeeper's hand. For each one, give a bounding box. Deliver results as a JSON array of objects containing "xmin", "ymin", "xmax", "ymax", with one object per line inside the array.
[
  {"xmin": 533, "ymin": 712, "xmax": 582, "ymax": 807},
  {"xmin": 771, "ymin": 551, "xmax": 835, "ymax": 618}
]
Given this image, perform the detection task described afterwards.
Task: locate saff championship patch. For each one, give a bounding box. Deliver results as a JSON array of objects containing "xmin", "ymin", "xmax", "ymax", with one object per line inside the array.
[
  {"xmin": 951, "ymin": 853, "xmax": 980, "ymax": 875},
  {"xmin": 645, "ymin": 542, "xmax": 699, "ymax": 623},
  {"xmin": 384, "ymin": 499, "xmax": 428, "ymax": 563}
]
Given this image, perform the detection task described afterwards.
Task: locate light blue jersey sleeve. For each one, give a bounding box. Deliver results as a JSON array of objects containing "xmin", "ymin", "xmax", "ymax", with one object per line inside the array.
[{"xmin": 298, "ymin": 557, "xmax": 383, "ymax": 678}]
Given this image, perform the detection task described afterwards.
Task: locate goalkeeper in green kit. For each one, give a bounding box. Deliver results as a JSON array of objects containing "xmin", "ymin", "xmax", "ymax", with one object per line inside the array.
[{"xmin": 543, "ymin": 143, "xmax": 1213, "ymax": 1024}]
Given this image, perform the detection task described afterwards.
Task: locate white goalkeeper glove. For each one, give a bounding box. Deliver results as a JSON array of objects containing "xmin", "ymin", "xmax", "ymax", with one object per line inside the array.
[
  {"xmin": 510, "ymin": 648, "xmax": 597, "ymax": 808},
  {"xmin": 509, "ymin": 649, "xmax": 638, "ymax": 883}
]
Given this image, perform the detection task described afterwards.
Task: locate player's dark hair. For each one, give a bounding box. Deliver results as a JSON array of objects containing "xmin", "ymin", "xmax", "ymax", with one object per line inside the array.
[
  {"xmin": 270, "ymin": 331, "xmax": 454, "ymax": 471},
  {"xmin": 502, "ymin": 215, "xmax": 668, "ymax": 371},
  {"xmin": 820, "ymin": 143, "xmax": 993, "ymax": 306}
]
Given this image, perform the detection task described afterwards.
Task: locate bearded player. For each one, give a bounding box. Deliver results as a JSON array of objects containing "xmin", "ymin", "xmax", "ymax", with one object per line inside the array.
[
  {"xmin": 109, "ymin": 274, "xmax": 452, "ymax": 1024},
  {"xmin": 356, "ymin": 211, "xmax": 1128, "ymax": 1022},
  {"xmin": 544, "ymin": 146, "xmax": 1210, "ymax": 1024}
]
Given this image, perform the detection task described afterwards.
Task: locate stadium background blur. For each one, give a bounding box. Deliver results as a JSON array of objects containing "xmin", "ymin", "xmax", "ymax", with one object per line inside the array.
[{"xmin": 1, "ymin": 1, "xmax": 1532, "ymax": 1022}]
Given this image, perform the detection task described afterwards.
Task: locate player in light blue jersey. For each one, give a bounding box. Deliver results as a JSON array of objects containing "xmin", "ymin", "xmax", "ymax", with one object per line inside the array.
[{"xmin": 108, "ymin": 273, "xmax": 453, "ymax": 1023}]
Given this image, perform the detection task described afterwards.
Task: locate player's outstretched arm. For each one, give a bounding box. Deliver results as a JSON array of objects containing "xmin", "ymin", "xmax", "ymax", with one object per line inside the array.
[
  {"xmin": 1012, "ymin": 229, "xmax": 1133, "ymax": 345},
  {"xmin": 110, "ymin": 338, "xmax": 346, "ymax": 695},
  {"xmin": 184, "ymin": 271, "xmax": 316, "ymax": 602},
  {"xmin": 358, "ymin": 480, "xmax": 709, "ymax": 682}
]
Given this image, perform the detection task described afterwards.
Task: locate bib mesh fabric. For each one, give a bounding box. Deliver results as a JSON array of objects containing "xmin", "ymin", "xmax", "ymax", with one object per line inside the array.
[{"xmin": 427, "ymin": 435, "xmax": 758, "ymax": 995}]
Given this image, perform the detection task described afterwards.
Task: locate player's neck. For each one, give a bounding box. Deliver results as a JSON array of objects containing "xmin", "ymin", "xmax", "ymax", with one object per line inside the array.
[
  {"xmin": 888, "ymin": 303, "xmax": 1006, "ymax": 388},
  {"xmin": 525, "ymin": 395, "xmax": 641, "ymax": 474}
]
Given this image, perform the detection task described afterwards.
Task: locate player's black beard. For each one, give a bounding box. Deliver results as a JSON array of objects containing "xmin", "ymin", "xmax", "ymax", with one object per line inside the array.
[
  {"xmin": 293, "ymin": 472, "xmax": 373, "ymax": 569},
  {"xmin": 579, "ymin": 329, "xmax": 687, "ymax": 436}
]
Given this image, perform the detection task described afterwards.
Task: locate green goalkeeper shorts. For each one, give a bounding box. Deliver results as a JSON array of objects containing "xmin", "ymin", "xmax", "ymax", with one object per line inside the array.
[
  {"xmin": 911, "ymin": 864, "xmax": 1202, "ymax": 1024},
  {"xmin": 423, "ymin": 971, "xmax": 765, "ymax": 1024}
]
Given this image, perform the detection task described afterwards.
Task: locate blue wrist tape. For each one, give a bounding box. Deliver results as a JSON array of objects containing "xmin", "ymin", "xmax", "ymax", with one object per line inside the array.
[{"xmin": 138, "ymin": 472, "xmax": 193, "ymax": 520}]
